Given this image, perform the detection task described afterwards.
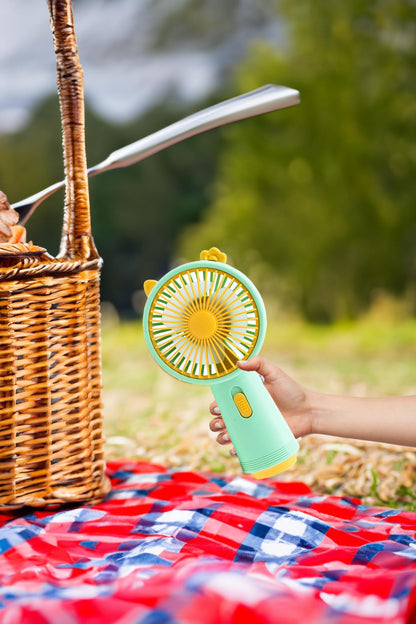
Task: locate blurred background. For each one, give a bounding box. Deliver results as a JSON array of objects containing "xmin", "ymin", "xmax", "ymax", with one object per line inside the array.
[
  {"xmin": 2, "ymin": 0, "xmax": 416, "ymax": 507},
  {"xmin": 2, "ymin": 0, "xmax": 415, "ymax": 322}
]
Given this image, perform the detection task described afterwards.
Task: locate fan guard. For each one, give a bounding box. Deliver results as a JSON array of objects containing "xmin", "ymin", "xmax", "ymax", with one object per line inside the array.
[{"xmin": 148, "ymin": 266, "xmax": 260, "ymax": 380}]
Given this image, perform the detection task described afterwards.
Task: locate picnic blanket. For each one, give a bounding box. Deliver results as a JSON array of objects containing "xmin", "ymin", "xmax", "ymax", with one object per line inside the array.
[{"xmin": 1, "ymin": 460, "xmax": 416, "ymax": 624}]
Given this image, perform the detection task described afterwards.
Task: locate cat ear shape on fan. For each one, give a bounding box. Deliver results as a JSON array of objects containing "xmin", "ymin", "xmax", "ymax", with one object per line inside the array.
[{"xmin": 144, "ymin": 280, "xmax": 158, "ymax": 297}]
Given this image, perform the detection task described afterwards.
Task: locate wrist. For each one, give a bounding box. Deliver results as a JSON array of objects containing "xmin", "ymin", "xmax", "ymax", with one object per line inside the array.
[{"xmin": 307, "ymin": 390, "xmax": 331, "ymax": 436}]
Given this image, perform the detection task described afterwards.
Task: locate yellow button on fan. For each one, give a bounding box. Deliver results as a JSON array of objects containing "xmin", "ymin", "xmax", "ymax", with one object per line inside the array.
[{"xmin": 233, "ymin": 392, "xmax": 252, "ymax": 418}]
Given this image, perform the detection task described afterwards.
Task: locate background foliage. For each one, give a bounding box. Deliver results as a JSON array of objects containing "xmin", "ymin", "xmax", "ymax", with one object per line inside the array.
[
  {"xmin": 181, "ymin": 0, "xmax": 416, "ymax": 321},
  {"xmin": 0, "ymin": 92, "xmax": 226, "ymax": 314},
  {"xmin": 1, "ymin": 0, "xmax": 416, "ymax": 320}
]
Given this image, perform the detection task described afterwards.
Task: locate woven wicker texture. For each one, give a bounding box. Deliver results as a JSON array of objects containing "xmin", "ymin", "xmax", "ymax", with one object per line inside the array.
[{"xmin": 0, "ymin": 0, "xmax": 110, "ymax": 508}]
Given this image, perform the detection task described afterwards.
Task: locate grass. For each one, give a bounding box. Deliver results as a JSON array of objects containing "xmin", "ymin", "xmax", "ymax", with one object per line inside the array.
[{"xmin": 101, "ymin": 315, "xmax": 416, "ymax": 509}]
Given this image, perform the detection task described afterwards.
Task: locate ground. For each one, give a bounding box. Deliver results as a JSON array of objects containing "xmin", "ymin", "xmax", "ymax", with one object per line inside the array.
[{"xmin": 101, "ymin": 316, "xmax": 416, "ymax": 510}]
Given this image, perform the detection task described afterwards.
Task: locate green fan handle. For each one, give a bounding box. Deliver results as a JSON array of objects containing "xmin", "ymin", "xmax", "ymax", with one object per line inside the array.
[{"xmin": 211, "ymin": 370, "xmax": 299, "ymax": 478}]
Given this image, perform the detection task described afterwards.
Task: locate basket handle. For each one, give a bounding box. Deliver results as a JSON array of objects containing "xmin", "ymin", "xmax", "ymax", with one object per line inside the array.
[{"xmin": 47, "ymin": 0, "xmax": 98, "ymax": 261}]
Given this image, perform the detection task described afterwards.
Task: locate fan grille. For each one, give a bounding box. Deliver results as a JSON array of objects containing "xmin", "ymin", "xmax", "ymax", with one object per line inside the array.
[{"xmin": 148, "ymin": 266, "xmax": 260, "ymax": 380}]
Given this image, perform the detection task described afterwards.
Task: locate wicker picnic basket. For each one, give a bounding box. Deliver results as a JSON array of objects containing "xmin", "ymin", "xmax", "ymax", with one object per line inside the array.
[{"xmin": 0, "ymin": 0, "xmax": 111, "ymax": 509}]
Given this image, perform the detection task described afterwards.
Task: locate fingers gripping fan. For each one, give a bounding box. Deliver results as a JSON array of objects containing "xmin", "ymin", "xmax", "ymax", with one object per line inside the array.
[{"xmin": 143, "ymin": 248, "xmax": 299, "ymax": 478}]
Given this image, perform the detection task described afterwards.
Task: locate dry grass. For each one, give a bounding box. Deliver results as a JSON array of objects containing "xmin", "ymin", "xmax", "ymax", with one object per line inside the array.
[{"xmin": 101, "ymin": 315, "xmax": 416, "ymax": 509}]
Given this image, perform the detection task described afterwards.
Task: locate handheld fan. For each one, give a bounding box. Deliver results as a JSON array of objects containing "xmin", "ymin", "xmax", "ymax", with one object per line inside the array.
[{"xmin": 143, "ymin": 248, "xmax": 299, "ymax": 478}]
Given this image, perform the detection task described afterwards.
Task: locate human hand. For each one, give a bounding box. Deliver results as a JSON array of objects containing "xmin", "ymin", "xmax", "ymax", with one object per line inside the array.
[{"xmin": 209, "ymin": 356, "xmax": 313, "ymax": 454}]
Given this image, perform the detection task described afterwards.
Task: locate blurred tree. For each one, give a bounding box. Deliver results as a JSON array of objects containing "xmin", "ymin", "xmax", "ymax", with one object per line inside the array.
[
  {"xmin": 88, "ymin": 95, "xmax": 226, "ymax": 314},
  {"xmin": 180, "ymin": 0, "xmax": 416, "ymax": 321},
  {"xmin": 0, "ymin": 91, "xmax": 226, "ymax": 314}
]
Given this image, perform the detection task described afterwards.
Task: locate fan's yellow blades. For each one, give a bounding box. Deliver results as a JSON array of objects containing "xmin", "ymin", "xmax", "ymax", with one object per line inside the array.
[{"xmin": 148, "ymin": 266, "xmax": 259, "ymax": 380}]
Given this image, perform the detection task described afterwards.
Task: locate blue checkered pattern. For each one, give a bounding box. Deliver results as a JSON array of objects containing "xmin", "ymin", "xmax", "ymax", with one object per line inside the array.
[{"xmin": 0, "ymin": 460, "xmax": 415, "ymax": 624}]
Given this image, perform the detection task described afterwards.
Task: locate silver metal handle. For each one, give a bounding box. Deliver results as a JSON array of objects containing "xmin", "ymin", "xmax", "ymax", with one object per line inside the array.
[
  {"xmin": 12, "ymin": 84, "xmax": 300, "ymax": 224},
  {"xmin": 89, "ymin": 84, "xmax": 299, "ymax": 174}
]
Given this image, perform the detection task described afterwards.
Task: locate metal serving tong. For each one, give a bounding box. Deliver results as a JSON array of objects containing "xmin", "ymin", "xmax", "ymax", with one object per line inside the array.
[{"xmin": 12, "ymin": 84, "xmax": 300, "ymax": 225}]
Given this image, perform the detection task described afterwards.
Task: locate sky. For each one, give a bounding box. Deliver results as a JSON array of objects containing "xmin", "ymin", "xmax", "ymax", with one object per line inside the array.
[{"xmin": 0, "ymin": 0, "xmax": 282, "ymax": 134}]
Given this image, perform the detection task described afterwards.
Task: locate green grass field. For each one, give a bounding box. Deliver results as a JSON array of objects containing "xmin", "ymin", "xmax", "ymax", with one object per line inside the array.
[{"xmin": 101, "ymin": 315, "xmax": 416, "ymax": 508}]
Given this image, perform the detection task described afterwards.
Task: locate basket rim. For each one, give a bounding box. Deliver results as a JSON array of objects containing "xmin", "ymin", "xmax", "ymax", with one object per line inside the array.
[
  {"xmin": 0, "ymin": 242, "xmax": 47, "ymax": 257},
  {"xmin": 0, "ymin": 255, "xmax": 102, "ymax": 282}
]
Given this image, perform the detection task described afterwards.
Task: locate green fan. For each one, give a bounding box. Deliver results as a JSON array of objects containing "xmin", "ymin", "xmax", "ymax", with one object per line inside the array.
[{"xmin": 142, "ymin": 248, "xmax": 299, "ymax": 478}]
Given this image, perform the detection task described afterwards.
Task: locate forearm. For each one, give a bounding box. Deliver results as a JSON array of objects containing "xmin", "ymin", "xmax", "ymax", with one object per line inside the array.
[{"xmin": 310, "ymin": 392, "xmax": 416, "ymax": 447}]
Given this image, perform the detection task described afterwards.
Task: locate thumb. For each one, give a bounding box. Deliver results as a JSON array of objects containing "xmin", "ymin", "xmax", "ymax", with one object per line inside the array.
[{"xmin": 237, "ymin": 356, "xmax": 279, "ymax": 384}]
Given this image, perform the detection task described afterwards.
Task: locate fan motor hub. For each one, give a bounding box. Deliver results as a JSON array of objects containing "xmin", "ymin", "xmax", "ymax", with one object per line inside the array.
[{"xmin": 188, "ymin": 310, "xmax": 218, "ymax": 340}]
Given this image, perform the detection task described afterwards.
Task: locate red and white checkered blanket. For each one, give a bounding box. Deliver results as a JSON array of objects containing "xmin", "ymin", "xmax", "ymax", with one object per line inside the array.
[{"xmin": 1, "ymin": 460, "xmax": 416, "ymax": 623}]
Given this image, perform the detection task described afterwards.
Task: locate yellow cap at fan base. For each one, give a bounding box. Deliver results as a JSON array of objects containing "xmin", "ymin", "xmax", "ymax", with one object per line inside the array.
[{"xmin": 251, "ymin": 454, "xmax": 297, "ymax": 479}]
